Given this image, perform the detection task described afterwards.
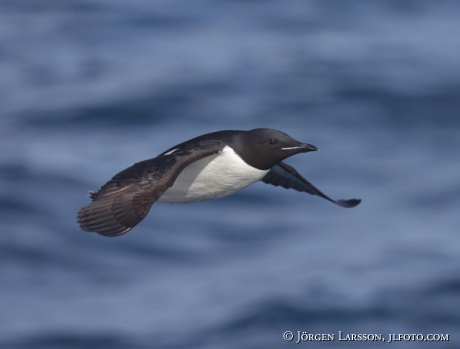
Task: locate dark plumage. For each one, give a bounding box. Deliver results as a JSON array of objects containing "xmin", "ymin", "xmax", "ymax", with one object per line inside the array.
[
  {"xmin": 78, "ymin": 139, "xmax": 225, "ymax": 236},
  {"xmin": 78, "ymin": 128, "xmax": 360, "ymax": 237}
]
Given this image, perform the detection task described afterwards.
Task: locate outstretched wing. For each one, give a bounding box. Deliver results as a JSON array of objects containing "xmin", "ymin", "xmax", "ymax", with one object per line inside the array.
[
  {"xmin": 261, "ymin": 162, "xmax": 361, "ymax": 208},
  {"xmin": 77, "ymin": 139, "xmax": 225, "ymax": 237}
]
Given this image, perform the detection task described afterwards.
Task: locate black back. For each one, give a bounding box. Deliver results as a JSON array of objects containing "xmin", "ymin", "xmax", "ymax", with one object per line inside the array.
[{"xmin": 77, "ymin": 128, "xmax": 359, "ymax": 237}]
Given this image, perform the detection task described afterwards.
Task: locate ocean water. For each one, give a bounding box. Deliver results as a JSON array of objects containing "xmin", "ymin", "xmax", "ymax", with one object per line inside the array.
[{"xmin": 1, "ymin": 1, "xmax": 460, "ymax": 348}]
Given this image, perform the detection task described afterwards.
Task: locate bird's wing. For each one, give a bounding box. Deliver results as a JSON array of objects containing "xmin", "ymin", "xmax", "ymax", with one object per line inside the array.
[
  {"xmin": 261, "ymin": 162, "xmax": 361, "ymax": 208},
  {"xmin": 77, "ymin": 139, "xmax": 226, "ymax": 237}
]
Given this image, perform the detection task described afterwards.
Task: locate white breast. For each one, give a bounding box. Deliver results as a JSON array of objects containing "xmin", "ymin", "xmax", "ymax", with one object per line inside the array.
[{"xmin": 158, "ymin": 145, "xmax": 268, "ymax": 203}]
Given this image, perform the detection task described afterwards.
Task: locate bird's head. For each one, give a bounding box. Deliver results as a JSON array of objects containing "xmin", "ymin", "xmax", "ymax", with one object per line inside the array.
[{"xmin": 236, "ymin": 128, "xmax": 318, "ymax": 170}]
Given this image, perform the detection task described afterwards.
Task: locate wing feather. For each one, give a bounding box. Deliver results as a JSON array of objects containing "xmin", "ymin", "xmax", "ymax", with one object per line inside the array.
[
  {"xmin": 77, "ymin": 139, "xmax": 225, "ymax": 236},
  {"xmin": 261, "ymin": 162, "xmax": 361, "ymax": 208}
]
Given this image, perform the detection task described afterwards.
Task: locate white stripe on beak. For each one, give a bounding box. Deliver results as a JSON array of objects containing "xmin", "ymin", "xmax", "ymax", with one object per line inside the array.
[{"xmin": 281, "ymin": 146, "xmax": 303, "ymax": 150}]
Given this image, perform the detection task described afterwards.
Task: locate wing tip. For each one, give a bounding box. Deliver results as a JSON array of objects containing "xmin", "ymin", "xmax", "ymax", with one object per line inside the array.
[
  {"xmin": 335, "ymin": 198, "xmax": 361, "ymax": 208},
  {"xmin": 77, "ymin": 205, "xmax": 133, "ymax": 237}
]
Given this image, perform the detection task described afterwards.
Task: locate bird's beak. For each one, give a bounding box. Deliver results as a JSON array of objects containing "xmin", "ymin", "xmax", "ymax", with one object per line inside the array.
[
  {"xmin": 282, "ymin": 143, "xmax": 319, "ymax": 153},
  {"xmin": 299, "ymin": 142, "xmax": 319, "ymax": 152}
]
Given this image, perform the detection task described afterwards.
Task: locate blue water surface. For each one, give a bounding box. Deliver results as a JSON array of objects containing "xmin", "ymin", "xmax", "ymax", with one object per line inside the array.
[{"xmin": 1, "ymin": 1, "xmax": 459, "ymax": 348}]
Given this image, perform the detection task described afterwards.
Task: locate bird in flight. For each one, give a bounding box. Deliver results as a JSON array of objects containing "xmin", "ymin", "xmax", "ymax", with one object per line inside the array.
[{"xmin": 78, "ymin": 128, "xmax": 361, "ymax": 237}]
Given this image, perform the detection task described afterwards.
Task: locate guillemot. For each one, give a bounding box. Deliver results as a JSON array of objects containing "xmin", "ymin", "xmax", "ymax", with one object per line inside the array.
[{"xmin": 77, "ymin": 128, "xmax": 360, "ymax": 237}]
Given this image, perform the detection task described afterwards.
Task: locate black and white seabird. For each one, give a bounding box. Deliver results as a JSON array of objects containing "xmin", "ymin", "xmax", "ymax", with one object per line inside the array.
[{"xmin": 77, "ymin": 128, "xmax": 361, "ymax": 237}]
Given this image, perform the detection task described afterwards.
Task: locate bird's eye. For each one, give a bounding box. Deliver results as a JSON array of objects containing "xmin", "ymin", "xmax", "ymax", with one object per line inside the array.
[{"xmin": 269, "ymin": 139, "xmax": 277, "ymax": 145}]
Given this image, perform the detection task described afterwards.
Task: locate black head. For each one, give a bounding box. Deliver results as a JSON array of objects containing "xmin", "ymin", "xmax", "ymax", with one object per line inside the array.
[{"xmin": 232, "ymin": 128, "xmax": 318, "ymax": 170}]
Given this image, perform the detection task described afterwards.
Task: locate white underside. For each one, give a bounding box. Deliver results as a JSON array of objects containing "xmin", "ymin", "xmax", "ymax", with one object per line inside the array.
[{"xmin": 158, "ymin": 145, "xmax": 269, "ymax": 203}]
